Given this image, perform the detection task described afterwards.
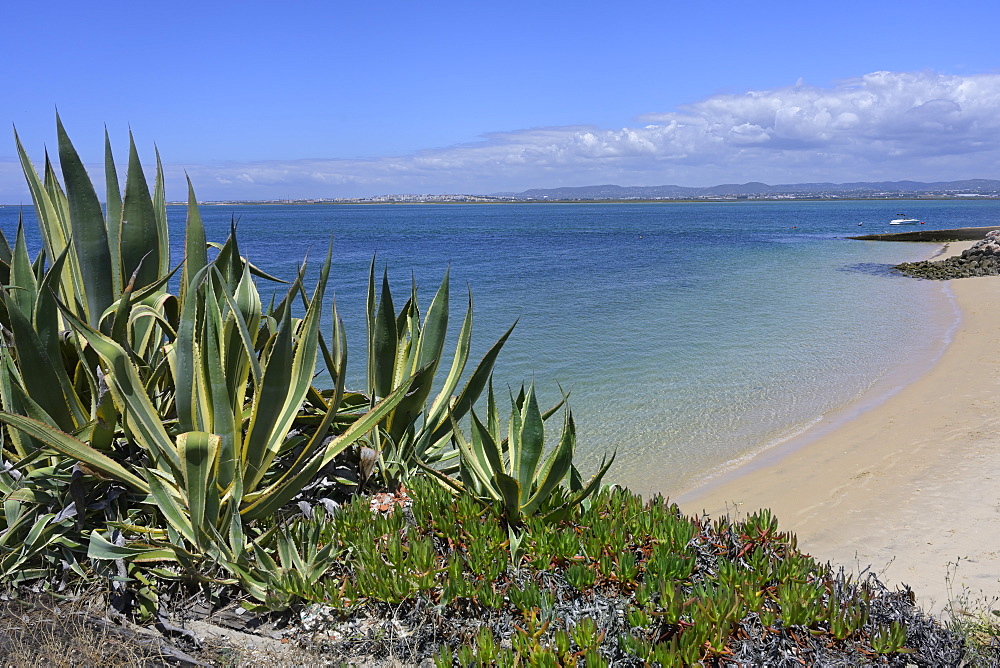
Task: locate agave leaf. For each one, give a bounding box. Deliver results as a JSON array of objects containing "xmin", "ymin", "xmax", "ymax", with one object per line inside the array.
[
  {"xmin": 241, "ymin": 376, "xmax": 414, "ymax": 520},
  {"xmin": 521, "ymin": 411, "xmax": 575, "ymax": 515},
  {"xmin": 120, "ymin": 132, "xmax": 160, "ymax": 291},
  {"xmin": 0, "ymin": 412, "xmax": 148, "ymax": 492},
  {"xmin": 565, "ymin": 450, "xmax": 616, "ymax": 507},
  {"xmin": 494, "ymin": 472, "xmax": 522, "ymax": 526},
  {"xmin": 448, "ymin": 413, "xmax": 500, "ymax": 502},
  {"xmin": 127, "ymin": 304, "xmax": 178, "ymax": 340},
  {"xmin": 104, "ymin": 128, "xmax": 123, "ymax": 297},
  {"xmin": 107, "ymin": 262, "xmax": 141, "ymax": 344},
  {"xmin": 206, "ymin": 241, "xmax": 288, "ymax": 284},
  {"xmin": 178, "ymin": 431, "xmax": 221, "ymax": 546},
  {"xmin": 370, "ymin": 267, "xmax": 396, "ymax": 399},
  {"xmin": 385, "ymin": 361, "xmax": 437, "ymax": 446},
  {"xmin": 57, "ymin": 306, "xmax": 181, "ymax": 476},
  {"xmin": 516, "ymin": 386, "xmax": 545, "ymax": 502},
  {"xmin": 87, "ymin": 530, "xmax": 166, "ymax": 560},
  {"xmin": 365, "ymin": 258, "xmax": 377, "ymax": 394},
  {"xmin": 0, "ymin": 229, "xmax": 11, "ymax": 289},
  {"xmin": 153, "ymin": 147, "xmax": 170, "ymax": 278},
  {"xmin": 221, "ymin": 264, "xmax": 263, "ymax": 394},
  {"xmin": 428, "ymin": 319, "xmax": 517, "ymax": 446},
  {"xmin": 470, "ymin": 409, "xmax": 504, "ymax": 478},
  {"xmin": 0, "ymin": 351, "xmax": 46, "ymax": 461},
  {"xmin": 201, "ymin": 283, "xmax": 238, "ymax": 488},
  {"xmin": 2, "ymin": 292, "xmax": 75, "ymax": 432},
  {"xmin": 414, "ymin": 268, "xmax": 450, "ymax": 373},
  {"xmin": 181, "ymin": 176, "xmax": 208, "ymax": 305},
  {"xmin": 9, "ymin": 222, "xmax": 37, "ymax": 318},
  {"xmin": 97, "ymin": 264, "xmax": 180, "ymax": 330},
  {"xmin": 14, "ymin": 130, "xmax": 79, "ymax": 305},
  {"xmin": 144, "ymin": 469, "xmax": 196, "ymax": 545},
  {"xmin": 507, "ymin": 387, "xmax": 523, "ymax": 476},
  {"xmin": 174, "ymin": 264, "xmax": 212, "ymax": 433},
  {"xmin": 243, "ymin": 242, "xmax": 331, "ymax": 490},
  {"xmin": 56, "ymin": 114, "xmax": 114, "ymax": 327}
]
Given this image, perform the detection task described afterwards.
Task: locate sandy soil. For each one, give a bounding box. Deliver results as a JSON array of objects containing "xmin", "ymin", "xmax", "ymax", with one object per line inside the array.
[{"xmin": 678, "ymin": 241, "xmax": 1000, "ymax": 615}]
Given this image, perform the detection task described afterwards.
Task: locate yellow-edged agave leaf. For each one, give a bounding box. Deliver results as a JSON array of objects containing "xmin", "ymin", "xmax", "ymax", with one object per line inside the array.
[
  {"xmin": 426, "ymin": 290, "xmax": 473, "ymax": 420},
  {"xmin": 494, "ymin": 472, "xmax": 522, "ymax": 526},
  {"xmin": 201, "ymin": 287, "xmax": 238, "ymax": 488},
  {"xmin": 3, "ymin": 294, "xmax": 79, "ymax": 433},
  {"xmin": 521, "ymin": 412, "xmax": 576, "ymax": 515},
  {"xmin": 144, "ymin": 469, "xmax": 197, "ymax": 546},
  {"xmin": 181, "ymin": 177, "xmax": 207, "ymax": 304},
  {"xmin": 56, "ymin": 114, "xmax": 114, "ymax": 328},
  {"xmin": 425, "ymin": 320, "xmax": 517, "ymax": 448},
  {"xmin": 97, "ymin": 265, "xmax": 179, "ymax": 335},
  {"xmin": 58, "ymin": 307, "xmax": 180, "ymax": 476},
  {"xmin": 9, "ymin": 223, "xmax": 38, "ymax": 318},
  {"xmin": 126, "ymin": 301, "xmax": 178, "ymax": 338},
  {"xmin": 242, "ymin": 243, "xmax": 331, "ymax": 491},
  {"xmin": 14, "ymin": 130, "xmax": 82, "ymax": 310},
  {"xmin": 177, "ymin": 431, "xmax": 221, "ymax": 544},
  {"xmin": 413, "ymin": 269, "xmax": 450, "ymax": 375},
  {"xmin": 0, "ymin": 412, "xmax": 148, "ymax": 492},
  {"xmin": 174, "ymin": 264, "xmax": 213, "ymax": 434},
  {"xmin": 120, "ymin": 132, "xmax": 161, "ymax": 292},
  {"xmin": 448, "ymin": 413, "xmax": 500, "ymax": 502},
  {"xmin": 369, "ymin": 266, "xmax": 396, "ymax": 399},
  {"xmin": 469, "ymin": 410, "xmax": 504, "ymax": 481},
  {"xmin": 516, "ymin": 386, "xmax": 545, "ymax": 504},
  {"xmin": 87, "ymin": 530, "xmax": 170, "ymax": 561},
  {"xmin": 241, "ymin": 376, "xmax": 413, "ymax": 520},
  {"xmin": 0, "ymin": 352, "xmax": 38, "ymax": 461},
  {"xmin": 153, "ymin": 148, "xmax": 170, "ymax": 279},
  {"xmin": 219, "ymin": 264, "xmax": 263, "ymax": 399},
  {"xmin": 207, "ymin": 240, "xmax": 287, "ymax": 285},
  {"xmin": 41, "ymin": 152, "xmax": 72, "ymax": 247},
  {"xmin": 32, "ymin": 249, "xmax": 87, "ymax": 425},
  {"xmin": 104, "ymin": 129, "xmax": 123, "ymax": 297}
]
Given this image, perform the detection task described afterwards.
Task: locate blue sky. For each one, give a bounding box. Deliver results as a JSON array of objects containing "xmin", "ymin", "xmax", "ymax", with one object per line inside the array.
[{"xmin": 3, "ymin": 0, "xmax": 1000, "ymax": 201}]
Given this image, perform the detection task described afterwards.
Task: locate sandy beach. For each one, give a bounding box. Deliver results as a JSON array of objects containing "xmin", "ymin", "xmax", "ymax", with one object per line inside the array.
[{"xmin": 678, "ymin": 241, "xmax": 1000, "ymax": 615}]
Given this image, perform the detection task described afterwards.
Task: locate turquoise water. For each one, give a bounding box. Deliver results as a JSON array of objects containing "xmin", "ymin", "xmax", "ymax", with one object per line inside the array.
[{"xmin": 2, "ymin": 199, "xmax": 994, "ymax": 495}]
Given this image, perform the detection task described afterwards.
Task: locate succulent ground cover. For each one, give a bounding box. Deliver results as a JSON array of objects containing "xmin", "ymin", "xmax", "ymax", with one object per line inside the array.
[
  {"xmin": 242, "ymin": 477, "xmax": 962, "ymax": 666},
  {"xmin": 0, "ymin": 121, "xmax": 993, "ymax": 666}
]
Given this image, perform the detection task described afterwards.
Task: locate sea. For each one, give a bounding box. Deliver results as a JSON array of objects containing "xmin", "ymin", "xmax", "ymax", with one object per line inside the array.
[{"xmin": 2, "ymin": 199, "xmax": 995, "ymax": 497}]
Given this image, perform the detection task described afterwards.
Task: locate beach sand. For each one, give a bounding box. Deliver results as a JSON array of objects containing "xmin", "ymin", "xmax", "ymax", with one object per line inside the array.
[{"xmin": 677, "ymin": 241, "xmax": 1000, "ymax": 615}]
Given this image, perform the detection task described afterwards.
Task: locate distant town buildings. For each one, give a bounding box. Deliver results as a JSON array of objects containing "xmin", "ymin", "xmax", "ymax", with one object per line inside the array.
[{"xmin": 190, "ymin": 182, "xmax": 1000, "ymax": 206}]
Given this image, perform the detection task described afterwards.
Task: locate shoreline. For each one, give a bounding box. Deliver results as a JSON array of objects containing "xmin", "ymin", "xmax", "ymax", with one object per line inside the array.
[{"xmin": 677, "ymin": 240, "xmax": 1000, "ymax": 613}]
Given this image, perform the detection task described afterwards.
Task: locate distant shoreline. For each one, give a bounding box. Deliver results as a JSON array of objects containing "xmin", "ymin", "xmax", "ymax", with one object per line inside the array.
[{"xmin": 5, "ymin": 196, "xmax": 999, "ymax": 208}]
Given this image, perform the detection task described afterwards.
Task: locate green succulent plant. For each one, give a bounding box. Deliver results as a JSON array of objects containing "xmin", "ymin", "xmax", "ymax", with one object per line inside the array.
[
  {"xmin": 360, "ymin": 263, "xmax": 515, "ymax": 482},
  {"xmin": 425, "ymin": 380, "xmax": 614, "ymax": 529},
  {"xmin": 0, "ymin": 120, "xmax": 412, "ymax": 587}
]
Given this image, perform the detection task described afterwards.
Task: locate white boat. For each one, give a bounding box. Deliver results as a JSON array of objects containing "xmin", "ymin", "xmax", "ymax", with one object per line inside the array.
[{"xmin": 889, "ymin": 214, "xmax": 922, "ymax": 225}]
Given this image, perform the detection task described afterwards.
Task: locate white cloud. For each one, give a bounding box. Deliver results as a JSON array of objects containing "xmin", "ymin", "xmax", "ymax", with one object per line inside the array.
[{"xmin": 4, "ymin": 70, "xmax": 1000, "ymax": 201}]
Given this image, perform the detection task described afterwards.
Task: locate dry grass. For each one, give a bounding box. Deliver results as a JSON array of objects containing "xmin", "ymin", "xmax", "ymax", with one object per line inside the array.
[
  {"xmin": 0, "ymin": 592, "xmax": 343, "ymax": 667},
  {"xmin": 0, "ymin": 593, "xmax": 172, "ymax": 667}
]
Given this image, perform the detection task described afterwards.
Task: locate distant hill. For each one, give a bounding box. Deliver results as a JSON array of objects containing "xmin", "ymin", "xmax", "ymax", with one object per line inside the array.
[{"xmin": 505, "ymin": 179, "xmax": 1000, "ymax": 200}]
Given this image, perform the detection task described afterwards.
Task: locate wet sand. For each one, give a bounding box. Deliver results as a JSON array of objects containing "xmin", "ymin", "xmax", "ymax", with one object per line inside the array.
[{"xmin": 678, "ymin": 241, "xmax": 1000, "ymax": 614}]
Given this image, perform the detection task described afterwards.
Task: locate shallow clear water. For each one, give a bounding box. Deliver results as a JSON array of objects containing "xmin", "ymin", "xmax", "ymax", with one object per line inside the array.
[{"xmin": 2, "ymin": 199, "xmax": 995, "ymax": 495}]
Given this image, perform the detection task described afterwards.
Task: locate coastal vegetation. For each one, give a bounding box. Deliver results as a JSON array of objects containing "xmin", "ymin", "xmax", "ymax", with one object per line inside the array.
[{"xmin": 0, "ymin": 121, "xmax": 990, "ymax": 665}]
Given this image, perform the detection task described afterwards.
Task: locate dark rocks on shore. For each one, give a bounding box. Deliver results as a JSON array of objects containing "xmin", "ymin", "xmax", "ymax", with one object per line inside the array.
[{"xmin": 895, "ymin": 230, "xmax": 1000, "ymax": 279}]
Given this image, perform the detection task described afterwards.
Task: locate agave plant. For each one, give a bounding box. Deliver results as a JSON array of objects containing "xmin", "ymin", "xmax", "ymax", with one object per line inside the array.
[
  {"xmin": 426, "ymin": 380, "xmax": 615, "ymax": 529},
  {"xmin": 0, "ymin": 121, "xmax": 415, "ymax": 586},
  {"xmin": 360, "ymin": 262, "xmax": 516, "ymax": 481}
]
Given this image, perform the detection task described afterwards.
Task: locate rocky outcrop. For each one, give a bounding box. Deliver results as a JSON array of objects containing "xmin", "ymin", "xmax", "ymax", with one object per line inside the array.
[{"xmin": 895, "ymin": 230, "xmax": 1000, "ymax": 279}]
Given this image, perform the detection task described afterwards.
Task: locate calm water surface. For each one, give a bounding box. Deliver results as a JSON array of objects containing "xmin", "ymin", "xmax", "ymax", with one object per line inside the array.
[{"xmin": 2, "ymin": 199, "xmax": 994, "ymax": 495}]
